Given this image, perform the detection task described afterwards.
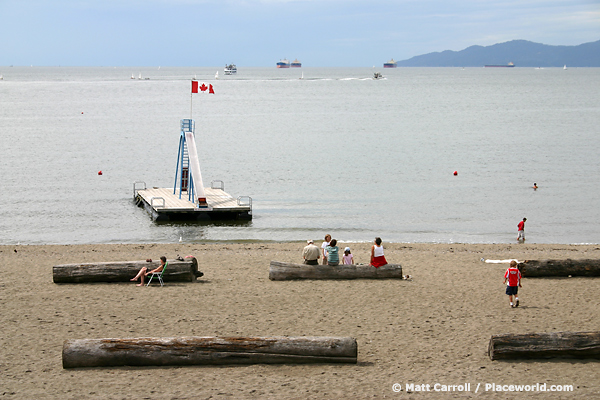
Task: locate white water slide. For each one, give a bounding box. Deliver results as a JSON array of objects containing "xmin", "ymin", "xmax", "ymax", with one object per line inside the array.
[{"xmin": 184, "ymin": 131, "xmax": 206, "ymax": 201}]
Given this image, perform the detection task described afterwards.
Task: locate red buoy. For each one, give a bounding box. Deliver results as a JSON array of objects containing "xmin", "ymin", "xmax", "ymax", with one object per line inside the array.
[
  {"xmin": 453, "ymin": 171, "xmax": 458, "ymax": 176},
  {"xmin": 98, "ymin": 171, "xmax": 103, "ymax": 175}
]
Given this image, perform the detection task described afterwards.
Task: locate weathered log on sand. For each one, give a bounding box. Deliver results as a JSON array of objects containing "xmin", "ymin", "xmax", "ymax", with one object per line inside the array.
[
  {"xmin": 488, "ymin": 331, "xmax": 600, "ymax": 360},
  {"xmin": 269, "ymin": 261, "xmax": 402, "ymax": 281},
  {"xmin": 53, "ymin": 258, "xmax": 202, "ymax": 283},
  {"xmin": 62, "ymin": 336, "xmax": 358, "ymax": 368},
  {"xmin": 518, "ymin": 259, "xmax": 600, "ymax": 277}
]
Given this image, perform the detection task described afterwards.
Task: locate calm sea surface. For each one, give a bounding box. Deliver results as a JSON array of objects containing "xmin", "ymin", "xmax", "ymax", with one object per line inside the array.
[{"xmin": 1, "ymin": 66, "xmax": 599, "ymax": 245}]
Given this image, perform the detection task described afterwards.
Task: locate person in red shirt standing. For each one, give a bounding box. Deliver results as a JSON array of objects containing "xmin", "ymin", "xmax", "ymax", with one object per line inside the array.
[
  {"xmin": 503, "ymin": 260, "xmax": 522, "ymax": 308},
  {"xmin": 517, "ymin": 217, "xmax": 527, "ymax": 242}
]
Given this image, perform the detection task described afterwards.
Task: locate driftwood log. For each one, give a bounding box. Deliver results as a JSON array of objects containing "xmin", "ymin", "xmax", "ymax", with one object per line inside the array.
[
  {"xmin": 269, "ymin": 261, "xmax": 402, "ymax": 281},
  {"xmin": 488, "ymin": 331, "xmax": 600, "ymax": 360},
  {"xmin": 518, "ymin": 259, "xmax": 600, "ymax": 277},
  {"xmin": 62, "ymin": 336, "xmax": 358, "ymax": 368},
  {"xmin": 53, "ymin": 258, "xmax": 202, "ymax": 283}
]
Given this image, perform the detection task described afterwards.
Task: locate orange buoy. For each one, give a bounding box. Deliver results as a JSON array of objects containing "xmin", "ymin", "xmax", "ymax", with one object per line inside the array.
[{"xmin": 453, "ymin": 171, "xmax": 458, "ymax": 176}]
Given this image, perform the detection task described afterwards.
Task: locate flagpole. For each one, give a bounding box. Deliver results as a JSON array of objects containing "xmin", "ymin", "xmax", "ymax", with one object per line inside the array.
[{"xmin": 190, "ymin": 86, "xmax": 193, "ymax": 119}]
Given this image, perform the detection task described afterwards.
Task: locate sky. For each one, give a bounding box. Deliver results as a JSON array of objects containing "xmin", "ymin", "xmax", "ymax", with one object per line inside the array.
[{"xmin": 1, "ymin": 0, "xmax": 599, "ymax": 67}]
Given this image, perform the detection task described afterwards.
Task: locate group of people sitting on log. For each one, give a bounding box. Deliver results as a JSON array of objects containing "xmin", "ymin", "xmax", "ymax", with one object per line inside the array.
[{"xmin": 302, "ymin": 235, "xmax": 388, "ymax": 267}]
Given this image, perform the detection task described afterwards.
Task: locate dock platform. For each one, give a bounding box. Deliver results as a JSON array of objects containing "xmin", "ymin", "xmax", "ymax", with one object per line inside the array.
[
  {"xmin": 133, "ymin": 118, "xmax": 253, "ymax": 222},
  {"xmin": 134, "ymin": 183, "xmax": 252, "ymax": 222}
]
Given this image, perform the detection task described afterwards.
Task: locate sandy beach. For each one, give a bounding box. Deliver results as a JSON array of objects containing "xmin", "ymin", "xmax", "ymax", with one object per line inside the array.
[{"xmin": 1, "ymin": 242, "xmax": 599, "ymax": 399}]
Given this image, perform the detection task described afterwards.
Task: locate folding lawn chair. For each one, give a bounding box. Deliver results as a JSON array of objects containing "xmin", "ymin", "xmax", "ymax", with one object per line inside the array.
[{"xmin": 146, "ymin": 261, "xmax": 168, "ymax": 287}]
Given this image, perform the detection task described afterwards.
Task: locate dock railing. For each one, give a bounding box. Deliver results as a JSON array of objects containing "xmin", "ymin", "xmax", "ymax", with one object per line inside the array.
[
  {"xmin": 211, "ymin": 180, "xmax": 225, "ymax": 190},
  {"xmin": 133, "ymin": 181, "xmax": 146, "ymax": 197},
  {"xmin": 150, "ymin": 197, "xmax": 166, "ymax": 209},
  {"xmin": 237, "ymin": 196, "xmax": 252, "ymax": 208}
]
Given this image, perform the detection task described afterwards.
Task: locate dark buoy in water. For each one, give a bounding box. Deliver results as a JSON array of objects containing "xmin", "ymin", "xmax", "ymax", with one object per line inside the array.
[
  {"xmin": 453, "ymin": 171, "xmax": 458, "ymax": 176},
  {"xmin": 98, "ymin": 170, "xmax": 103, "ymax": 175}
]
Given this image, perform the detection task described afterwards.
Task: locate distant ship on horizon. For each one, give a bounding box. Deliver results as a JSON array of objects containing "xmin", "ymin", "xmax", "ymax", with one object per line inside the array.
[
  {"xmin": 290, "ymin": 59, "xmax": 302, "ymax": 67},
  {"xmin": 277, "ymin": 59, "xmax": 290, "ymax": 68},
  {"xmin": 383, "ymin": 59, "xmax": 397, "ymax": 68},
  {"xmin": 485, "ymin": 62, "xmax": 515, "ymax": 68}
]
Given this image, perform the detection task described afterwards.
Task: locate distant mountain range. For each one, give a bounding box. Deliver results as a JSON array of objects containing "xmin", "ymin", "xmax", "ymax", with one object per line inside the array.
[{"xmin": 396, "ymin": 39, "xmax": 600, "ymax": 67}]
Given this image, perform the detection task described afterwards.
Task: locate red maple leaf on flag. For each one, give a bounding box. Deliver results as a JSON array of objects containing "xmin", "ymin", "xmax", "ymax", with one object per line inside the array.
[{"xmin": 199, "ymin": 83, "xmax": 208, "ymax": 92}]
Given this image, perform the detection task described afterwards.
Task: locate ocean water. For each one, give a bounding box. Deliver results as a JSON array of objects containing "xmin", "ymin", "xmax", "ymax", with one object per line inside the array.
[{"xmin": 1, "ymin": 66, "xmax": 599, "ymax": 245}]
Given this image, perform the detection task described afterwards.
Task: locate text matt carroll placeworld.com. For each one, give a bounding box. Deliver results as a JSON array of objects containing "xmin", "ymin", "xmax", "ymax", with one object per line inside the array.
[{"xmin": 391, "ymin": 382, "xmax": 574, "ymax": 393}]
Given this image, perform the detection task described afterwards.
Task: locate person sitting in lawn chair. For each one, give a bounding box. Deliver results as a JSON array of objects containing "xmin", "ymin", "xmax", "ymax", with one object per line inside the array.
[{"xmin": 130, "ymin": 256, "xmax": 167, "ymax": 287}]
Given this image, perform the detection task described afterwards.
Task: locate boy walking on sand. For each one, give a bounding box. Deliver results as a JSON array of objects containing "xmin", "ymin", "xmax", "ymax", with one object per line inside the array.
[{"xmin": 503, "ymin": 260, "xmax": 522, "ymax": 308}]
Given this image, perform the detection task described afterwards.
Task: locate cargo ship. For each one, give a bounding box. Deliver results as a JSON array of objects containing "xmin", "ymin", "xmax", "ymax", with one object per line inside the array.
[
  {"xmin": 383, "ymin": 59, "xmax": 397, "ymax": 68},
  {"xmin": 485, "ymin": 62, "xmax": 515, "ymax": 68},
  {"xmin": 277, "ymin": 59, "xmax": 290, "ymax": 68},
  {"xmin": 291, "ymin": 59, "xmax": 302, "ymax": 67}
]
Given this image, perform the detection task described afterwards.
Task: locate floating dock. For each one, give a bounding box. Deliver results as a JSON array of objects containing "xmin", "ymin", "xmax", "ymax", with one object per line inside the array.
[
  {"xmin": 134, "ymin": 182, "xmax": 251, "ymax": 222},
  {"xmin": 134, "ymin": 119, "xmax": 252, "ymax": 222}
]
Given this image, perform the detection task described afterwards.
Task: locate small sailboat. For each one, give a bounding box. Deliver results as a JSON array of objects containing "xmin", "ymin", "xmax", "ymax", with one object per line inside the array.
[
  {"xmin": 0, "ymin": 74, "xmax": 3, "ymax": 80},
  {"xmin": 215, "ymin": 71, "xmax": 219, "ymax": 79},
  {"xmin": 138, "ymin": 72, "xmax": 142, "ymax": 80},
  {"xmin": 563, "ymin": 65, "xmax": 567, "ymax": 70},
  {"xmin": 130, "ymin": 74, "xmax": 135, "ymax": 79}
]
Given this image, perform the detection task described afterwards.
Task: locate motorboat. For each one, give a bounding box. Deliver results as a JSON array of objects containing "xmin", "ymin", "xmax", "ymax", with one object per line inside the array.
[{"xmin": 224, "ymin": 64, "xmax": 237, "ymax": 75}]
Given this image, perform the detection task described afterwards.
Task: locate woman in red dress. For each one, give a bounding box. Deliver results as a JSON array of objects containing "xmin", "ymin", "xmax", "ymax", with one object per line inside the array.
[{"xmin": 370, "ymin": 237, "xmax": 388, "ymax": 268}]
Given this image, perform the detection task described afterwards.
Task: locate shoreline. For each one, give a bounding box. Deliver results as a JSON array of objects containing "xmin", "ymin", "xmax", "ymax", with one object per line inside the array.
[
  {"xmin": 4, "ymin": 239, "xmax": 600, "ymax": 247},
  {"xmin": 2, "ymin": 242, "xmax": 599, "ymax": 398}
]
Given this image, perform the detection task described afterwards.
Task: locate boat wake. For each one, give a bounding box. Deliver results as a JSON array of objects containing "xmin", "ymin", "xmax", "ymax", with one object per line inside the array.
[{"xmin": 339, "ymin": 77, "xmax": 376, "ymax": 81}]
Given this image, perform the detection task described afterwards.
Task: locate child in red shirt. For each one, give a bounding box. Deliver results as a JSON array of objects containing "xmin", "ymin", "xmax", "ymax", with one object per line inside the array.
[{"xmin": 503, "ymin": 260, "xmax": 522, "ymax": 308}]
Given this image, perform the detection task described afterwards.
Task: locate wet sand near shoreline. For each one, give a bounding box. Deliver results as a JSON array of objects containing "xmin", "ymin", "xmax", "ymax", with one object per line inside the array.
[{"xmin": 1, "ymin": 242, "xmax": 599, "ymax": 399}]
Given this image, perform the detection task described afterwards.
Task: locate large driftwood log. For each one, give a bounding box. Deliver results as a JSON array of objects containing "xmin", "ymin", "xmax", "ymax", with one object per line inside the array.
[
  {"xmin": 518, "ymin": 259, "xmax": 600, "ymax": 277},
  {"xmin": 53, "ymin": 258, "xmax": 202, "ymax": 283},
  {"xmin": 269, "ymin": 261, "xmax": 403, "ymax": 281},
  {"xmin": 488, "ymin": 331, "xmax": 600, "ymax": 360},
  {"xmin": 63, "ymin": 336, "xmax": 358, "ymax": 368}
]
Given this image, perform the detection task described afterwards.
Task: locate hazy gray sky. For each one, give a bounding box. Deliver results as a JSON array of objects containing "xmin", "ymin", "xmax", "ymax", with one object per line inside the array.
[{"xmin": 1, "ymin": 0, "xmax": 599, "ymax": 66}]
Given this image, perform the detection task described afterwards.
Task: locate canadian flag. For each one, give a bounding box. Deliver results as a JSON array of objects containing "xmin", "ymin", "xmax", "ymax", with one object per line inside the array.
[{"xmin": 191, "ymin": 81, "xmax": 215, "ymax": 94}]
